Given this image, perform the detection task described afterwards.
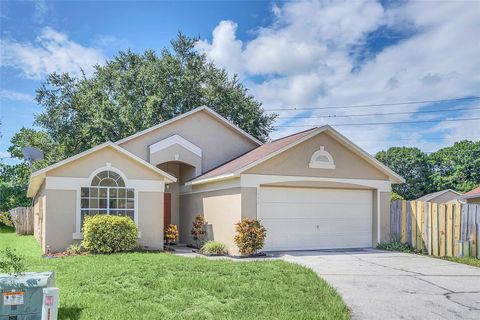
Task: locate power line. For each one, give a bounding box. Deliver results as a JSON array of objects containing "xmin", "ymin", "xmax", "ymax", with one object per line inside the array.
[
  {"xmin": 277, "ymin": 107, "xmax": 480, "ymax": 119},
  {"xmin": 352, "ymin": 136, "xmax": 479, "ymax": 142},
  {"xmin": 267, "ymin": 96, "xmax": 480, "ymax": 112},
  {"xmin": 274, "ymin": 117, "xmax": 480, "ymax": 128}
]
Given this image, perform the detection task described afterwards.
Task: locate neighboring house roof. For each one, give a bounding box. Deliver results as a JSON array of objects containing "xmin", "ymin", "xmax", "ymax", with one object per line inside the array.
[
  {"xmin": 417, "ymin": 189, "xmax": 462, "ymax": 202},
  {"xmin": 115, "ymin": 106, "xmax": 263, "ymax": 146},
  {"xmin": 188, "ymin": 125, "xmax": 405, "ymax": 185},
  {"xmin": 463, "ymin": 186, "xmax": 480, "ymax": 199},
  {"xmin": 27, "ymin": 141, "xmax": 177, "ymax": 197}
]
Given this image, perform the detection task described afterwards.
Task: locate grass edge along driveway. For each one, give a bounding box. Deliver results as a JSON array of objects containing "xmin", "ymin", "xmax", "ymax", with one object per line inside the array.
[{"xmin": 0, "ymin": 226, "xmax": 348, "ymax": 320}]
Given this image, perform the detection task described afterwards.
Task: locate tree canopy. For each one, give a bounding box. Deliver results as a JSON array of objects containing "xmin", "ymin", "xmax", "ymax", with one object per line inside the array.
[
  {"xmin": 32, "ymin": 34, "xmax": 275, "ymax": 160},
  {"xmin": 375, "ymin": 141, "xmax": 480, "ymax": 200}
]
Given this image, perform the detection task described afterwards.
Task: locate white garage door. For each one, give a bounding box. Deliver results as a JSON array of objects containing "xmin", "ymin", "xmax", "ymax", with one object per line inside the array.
[{"xmin": 259, "ymin": 187, "xmax": 373, "ymax": 251}]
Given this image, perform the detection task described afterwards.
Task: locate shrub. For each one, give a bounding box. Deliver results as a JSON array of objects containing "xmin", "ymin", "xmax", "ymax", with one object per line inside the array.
[
  {"xmin": 391, "ymin": 192, "xmax": 404, "ymax": 201},
  {"xmin": 201, "ymin": 241, "xmax": 227, "ymax": 255},
  {"xmin": 376, "ymin": 237, "xmax": 413, "ymax": 253},
  {"xmin": 0, "ymin": 247, "xmax": 26, "ymax": 275},
  {"xmin": 164, "ymin": 224, "xmax": 179, "ymax": 245},
  {"xmin": 66, "ymin": 244, "xmax": 83, "ymax": 255},
  {"xmin": 0, "ymin": 212, "xmax": 14, "ymax": 227},
  {"xmin": 234, "ymin": 218, "xmax": 266, "ymax": 256},
  {"xmin": 191, "ymin": 215, "xmax": 206, "ymax": 248},
  {"xmin": 82, "ymin": 215, "xmax": 138, "ymax": 253}
]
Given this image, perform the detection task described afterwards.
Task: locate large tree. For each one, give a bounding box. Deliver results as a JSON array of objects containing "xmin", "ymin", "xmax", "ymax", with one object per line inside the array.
[
  {"xmin": 32, "ymin": 34, "xmax": 276, "ymax": 159},
  {"xmin": 0, "ymin": 163, "xmax": 31, "ymax": 211},
  {"xmin": 428, "ymin": 140, "xmax": 480, "ymax": 193},
  {"xmin": 375, "ymin": 147, "xmax": 432, "ymax": 199}
]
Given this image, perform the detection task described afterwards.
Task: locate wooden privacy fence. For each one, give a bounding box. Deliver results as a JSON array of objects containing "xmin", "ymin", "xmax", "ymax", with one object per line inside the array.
[
  {"xmin": 9, "ymin": 206, "xmax": 34, "ymax": 235},
  {"xmin": 390, "ymin": 200, "xmax": 480, "ymax": 258}
]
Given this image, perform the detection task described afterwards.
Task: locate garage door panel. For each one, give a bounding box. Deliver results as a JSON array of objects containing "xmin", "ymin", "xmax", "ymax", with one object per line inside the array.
[
  {"xmin": 259, "ymin": 187, "xmax": 373, "ymax": 251},
  {"xmin": 260, "ymin": 202, "xmax": 372, "ymax": 220},
  {"xmin": 260, "ymin": 188, "xmax": 371, "ymax": 204}
]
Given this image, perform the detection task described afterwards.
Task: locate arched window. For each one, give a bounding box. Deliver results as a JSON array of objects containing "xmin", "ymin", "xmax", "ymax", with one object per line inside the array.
[
  {"xmin": 309, "ymin": 146, "xmax": 335, "ymax": 169},
  {"xmin": 80, "ymin": 170, "xmax": 134, "ymax": 226}
]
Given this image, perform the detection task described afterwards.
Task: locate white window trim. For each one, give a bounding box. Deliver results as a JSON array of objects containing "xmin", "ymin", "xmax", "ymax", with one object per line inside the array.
[
  {"xmin": 73, "ymin": 166, "xmax": 138, "ymax": 238},
  {"xmin": 149, "ymin": 134, "xmax": 202, "ymax": 157},
  {"xmin": 309, "ymin": 146, "xmax": 335, "ymax": 169}
]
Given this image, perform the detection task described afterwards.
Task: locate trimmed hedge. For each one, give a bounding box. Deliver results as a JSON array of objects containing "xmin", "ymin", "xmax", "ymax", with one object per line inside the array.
[{"xmin": 82, "ymin": 215, "xmax": 138, "ymax": 253}]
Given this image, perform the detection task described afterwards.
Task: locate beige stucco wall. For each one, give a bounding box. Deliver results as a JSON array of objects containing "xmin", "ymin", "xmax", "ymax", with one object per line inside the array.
[
  {"xmin": 179, "ymin": 188, "xmax": 242, "ymax": 255},
  {"xmin": 245, "ymin": 131, "xmax": 389, "ymax": 180},
  {"xmin": 150, "ymin": 144, "xmax": 202, "ymax": 178},
  {"xmin": 44, "ymin": 189, "xmax": 77, "ymax": 253},
  {"xmin": 137, "ymin": 191, "xmax": 164, "ymax": 250},
  {"xmin": 119, "ymin": 110, "xmax": 259, "ymax": 173},
  {"xmin": 430, "ymin": 191, "xmax": 460, "ymax": 203},
  {"xmin": 241, "ymin": 187, "xmax": 257, "ymax": 219},
  {"xmin": 47, "ymin": 146, "xmax": 163, "ymax": 181}
]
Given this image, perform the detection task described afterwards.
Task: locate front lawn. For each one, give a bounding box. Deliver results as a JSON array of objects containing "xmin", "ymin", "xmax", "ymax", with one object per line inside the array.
[{"xmin": 0, "ymin": 226, "xmax": 348, "ymax": 319}]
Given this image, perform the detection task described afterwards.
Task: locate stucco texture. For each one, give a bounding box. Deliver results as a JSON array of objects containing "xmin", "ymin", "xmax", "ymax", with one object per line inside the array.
[
  {"xmin": 138, "ymin": 191, "xmax": 164, "ymax": 250},
  {"xmin": 119, "ymin": 110, "xmax": 259, "ymax": 172},
  {"xmin": 245, "ymin": 131, "xmax": 389, "ymax": 180},
  {"xmin": 180, "ymin": 188, "xmax": 242, "ymax": 255},
  {"xmin": 46, "ymin": 146, "xmax": 163, "ymax": 181}
]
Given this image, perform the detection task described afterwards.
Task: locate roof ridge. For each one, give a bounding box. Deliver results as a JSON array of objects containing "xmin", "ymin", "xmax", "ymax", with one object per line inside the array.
[{"xmin": 270, "ymin": 127, "xmax": 318, "ymax": 143}]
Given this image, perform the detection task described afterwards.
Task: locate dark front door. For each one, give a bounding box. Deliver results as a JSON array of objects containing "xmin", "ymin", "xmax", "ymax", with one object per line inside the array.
[{"xmin": 164, "ymin": 193, "xmax": 171, "ymax": 228}]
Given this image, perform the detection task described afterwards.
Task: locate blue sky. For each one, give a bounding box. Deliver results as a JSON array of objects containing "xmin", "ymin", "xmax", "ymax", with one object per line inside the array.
[{"xmin": 1, "ymin": 0, "xmax": 479, "ymax": 164}]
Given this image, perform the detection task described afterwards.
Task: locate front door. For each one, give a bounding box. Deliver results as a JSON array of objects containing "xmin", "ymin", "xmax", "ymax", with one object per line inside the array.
[{"xmin": 164, "ymin": 193, "xmax": 171, "ymax": 228}]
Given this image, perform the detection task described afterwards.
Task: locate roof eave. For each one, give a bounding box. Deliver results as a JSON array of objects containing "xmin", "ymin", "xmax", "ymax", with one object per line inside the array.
[{"xmin": 187, "ymin": 173, "xmax": 238, "ymax": 186}]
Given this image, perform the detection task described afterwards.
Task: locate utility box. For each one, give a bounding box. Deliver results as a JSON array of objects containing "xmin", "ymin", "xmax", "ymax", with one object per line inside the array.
[{"xmin": 0, "ymin": 272, "xmax": 59, "ymax": 320}]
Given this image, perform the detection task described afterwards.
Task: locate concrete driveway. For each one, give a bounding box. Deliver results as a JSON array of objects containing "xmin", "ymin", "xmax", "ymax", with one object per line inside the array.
[{"xmin": 275, "ymin": 249, "xmax": 480, "ymax": 320}]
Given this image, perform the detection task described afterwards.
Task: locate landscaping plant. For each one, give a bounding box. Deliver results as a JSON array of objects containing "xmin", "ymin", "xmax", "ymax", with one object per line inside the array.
[
  {"xmin": 164, "ymin": 224, "xmax": 179, "ymax": 245},
  {"xmin": 191, "ymin": 215, "xmax": 206, "ymax": 248},
  {"xmin": 0, "ymin": 211, "xmax": 14, "ymax": 227},
  {"xmin": 234, "ymin": 218, "xmax": 267, "ymax": 256},
  {"xmin": 82, "ymin": 215, "xmax": 138, "ymax": 253},
  {"xmin": 201, "ymin": 241, "xmax": 227, "ymax": 255},
  {"xmin": 376, "ymin": 237, "xmax": 413, "ymax": 253},
  {"xmin": 66, "ymin": 244, "xmax": 83, "ymax": 255},
  {"xmin": 0, "ymin": 247, "xmax": 26, "ymax": 275}
]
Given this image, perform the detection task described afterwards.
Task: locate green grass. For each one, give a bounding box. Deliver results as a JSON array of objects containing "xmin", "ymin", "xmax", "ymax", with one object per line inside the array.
[
  {"xmin": 442, "ymin": 256, "xmax": 480, "ymax": 268},
  {"xmin": 0, "ymin": 226, "xmax": 348, "ymax": 320}
]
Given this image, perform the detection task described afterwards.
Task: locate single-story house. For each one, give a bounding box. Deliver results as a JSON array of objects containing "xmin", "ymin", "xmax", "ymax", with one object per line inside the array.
[
  {"xmin": 462, "ymin": 186, "xmax": 480, "ymax": 204},
  {"xmin": 416, "ymin": 189, "xmax": 462, "ymax": 204},
  {"xmin": 28, "ymin": 106, "xmax": 404, "ymax": 255}
]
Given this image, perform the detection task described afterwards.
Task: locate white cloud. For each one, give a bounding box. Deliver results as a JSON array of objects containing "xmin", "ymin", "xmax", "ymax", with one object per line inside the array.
[
  {"xmin": 197, "ymin": 0, "xmax": 480, "ymax": 152},
  {"xmin": 0, "ymin": 89, "xmax": 34, "ymax": 103},
  {"xmin": 196, "ymin": 21, "xmax": 244, "ymax": 76},
  {"xmin": 0, "ymin": 27, "xmax": 106, "ymax": 79},
  {"xmin": 0, "ymin": 151, "xmax": 11, "ymax": 159}
]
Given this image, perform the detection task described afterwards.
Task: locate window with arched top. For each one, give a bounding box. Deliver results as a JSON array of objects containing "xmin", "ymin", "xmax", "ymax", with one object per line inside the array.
[
  {"xmin": 80, "ymin": 170, "xmax": 134, "ymax": 226},
  {"xmin": 309, "ymin": 146, "xmax": 335, "ymax": 169}
]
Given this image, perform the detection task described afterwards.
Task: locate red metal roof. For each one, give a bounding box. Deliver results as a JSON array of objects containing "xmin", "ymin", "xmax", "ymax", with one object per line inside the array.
[{"xmin": 192, "ymin": 127, "xmax": 318, "ymax": 182}]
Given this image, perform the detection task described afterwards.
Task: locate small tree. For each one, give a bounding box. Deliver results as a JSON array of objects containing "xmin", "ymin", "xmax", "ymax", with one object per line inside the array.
[
  {"xmin": 234, "ymin": 218, "xmax": 267, "ymax": 256},
  {"xmin": 0, "ymin": 247, "xmax": 26, "ymax": 275},
  {"xmin": 164, "ymin": 224, "xmax": 179, "ymax": 245},
  {"xmin": 190, "ymin": 215, "xmax": 206, "ymax": 248}
]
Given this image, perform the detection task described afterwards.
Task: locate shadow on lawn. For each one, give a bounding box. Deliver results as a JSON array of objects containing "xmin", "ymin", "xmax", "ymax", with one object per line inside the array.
[{"xmin": 58, "ymin": 307, "xmax": 83, "ymax": 320}]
